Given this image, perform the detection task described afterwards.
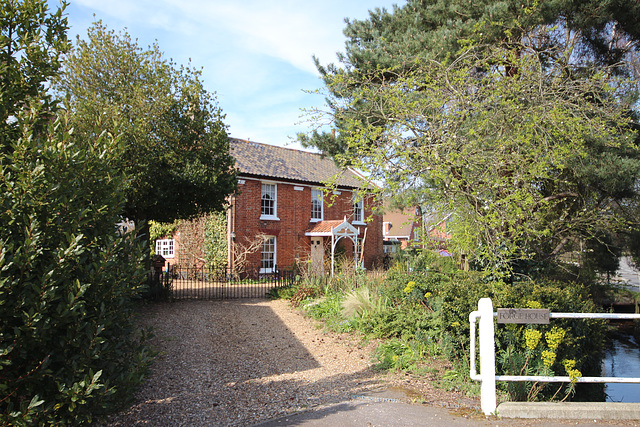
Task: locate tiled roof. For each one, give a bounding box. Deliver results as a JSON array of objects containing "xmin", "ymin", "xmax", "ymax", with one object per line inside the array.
[
  {"xmin": 384, "ymin": 208, "xmax": 416, "ymax": 238},
  {"xmin": 230, "ymin": 138, "xmax": 364, "ymax": 188},
  {"xmin": 305, "ymin": 220, "xmax": 344, "ymax": 235}
]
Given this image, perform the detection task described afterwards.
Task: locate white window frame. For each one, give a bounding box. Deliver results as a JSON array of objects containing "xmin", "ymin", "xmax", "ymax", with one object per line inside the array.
[
  {"xmin": 311, "ymin": 188, "xmax": 323, "ymax": 222},
  {"xmin": 155, "ymin": 239, "xmax": 175, "ymax": 259},
  {"xmin": 384, "ymin": 244, "xmax": 398, "ymax": 254},
  {"xmin": 260, "ymin": 182, "xmax": 279, "ymax": 220},
  {"xmin": 353, "ymin": 195, "xmax": 364, "ymax": 224},
  {"xmin": 260, "ymin": 236, "xmax": 276, "ymax": 273}
]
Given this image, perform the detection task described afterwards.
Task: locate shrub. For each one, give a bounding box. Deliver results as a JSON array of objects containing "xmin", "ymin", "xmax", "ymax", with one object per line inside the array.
[{"xmin": 0, "ymin": 111, "xmax": 151, "ymax": 424}]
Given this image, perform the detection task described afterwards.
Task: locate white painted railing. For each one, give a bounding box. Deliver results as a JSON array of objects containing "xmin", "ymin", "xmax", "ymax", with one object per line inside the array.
[{"xmin": 469, "ymin": 297, "xmax": 640, "ymax": 415}]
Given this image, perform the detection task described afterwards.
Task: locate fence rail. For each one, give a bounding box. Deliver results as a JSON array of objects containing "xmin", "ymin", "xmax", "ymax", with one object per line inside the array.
[{"xmin": 148, "ymin": 265, "xmax": 298, "ymax": 300}]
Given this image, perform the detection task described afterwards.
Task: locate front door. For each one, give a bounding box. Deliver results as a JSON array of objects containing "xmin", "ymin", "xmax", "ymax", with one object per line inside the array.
[{"xmin": 310, "ymin": 237, "xmax": 324, "ymax": 275}]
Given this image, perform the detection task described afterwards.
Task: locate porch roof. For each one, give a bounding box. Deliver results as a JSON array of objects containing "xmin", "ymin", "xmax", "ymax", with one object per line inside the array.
[
  {"xmin": 305, "ymin": 218, "xmax": 360, "ymax": 237},
  {"xmin": 305, "ymin": 220, "xmax": 343, "ymax": 236}
]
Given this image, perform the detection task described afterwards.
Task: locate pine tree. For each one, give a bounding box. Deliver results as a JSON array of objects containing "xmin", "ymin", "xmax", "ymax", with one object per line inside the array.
[
  {"xmin": 302, "ymin": 0, "xmax": 640, "ymax": 157},
  {"xmin": 301, "ymin": 1, "xmax": 640, "ymax": 275}
]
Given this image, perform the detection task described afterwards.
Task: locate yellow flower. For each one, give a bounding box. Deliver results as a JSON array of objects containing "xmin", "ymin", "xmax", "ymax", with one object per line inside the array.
[
  {"xmin": 563, "ymin": 359, "xmax": 581, "ymax": 383},
  {"xmin": 404, "ymin": 281, "xmax": 416, "ymax": 294},
  {"xmin": 451, "ymin": 321, "xmax": 460, "ymax": 328},
  {"xmin": 568, "ymin": 368, "xmax": 582, "ymax": 383},
  {"xmin": 524, "ymin": 329, "xmax": 542, "ymax": 350},
  {"xmin": 545, "ymin": 327, "xmax": 566, "ymax": 351},
  {"xmin": 526, "ymin": 300, "xmax": 542, "ymax": 309},
  {"xmin": 562, "ymin": 359, "xmax": 576, "ymax": 371},
  {"xmin": 424, "ymin": 292, "xmax": 432, "ymax": 299},
  {"xmin": 541, "ymin": 350, "xmax": 556, "ymax": 367}
]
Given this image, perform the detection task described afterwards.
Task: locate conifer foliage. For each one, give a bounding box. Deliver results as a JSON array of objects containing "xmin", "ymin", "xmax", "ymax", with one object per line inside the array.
[{"xmin": 302, "ymin": 0, "xmax": 640, "ymax": 273}]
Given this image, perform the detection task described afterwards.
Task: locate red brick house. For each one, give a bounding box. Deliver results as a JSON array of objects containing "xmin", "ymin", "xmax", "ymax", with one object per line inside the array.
[{"xmin": 228, "ymin": 138, "xmax": 383, "ymax": 274}]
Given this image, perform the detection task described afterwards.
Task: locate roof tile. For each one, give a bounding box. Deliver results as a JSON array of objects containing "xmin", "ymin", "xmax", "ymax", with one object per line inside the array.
[{"xmin": 230, "ymin": 138, "xmax": 364, "ymax": 188}]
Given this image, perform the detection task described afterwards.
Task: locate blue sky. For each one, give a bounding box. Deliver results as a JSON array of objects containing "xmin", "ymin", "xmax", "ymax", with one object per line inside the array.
[{"xmin": 57, "ymin": 0, "xmax": 404, "ymax": 150}]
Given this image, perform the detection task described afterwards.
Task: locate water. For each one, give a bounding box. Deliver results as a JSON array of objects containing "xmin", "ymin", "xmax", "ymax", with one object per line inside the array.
[{"xmin": 603, "ymin": 333, "xmax": 640, "ymax": 402}]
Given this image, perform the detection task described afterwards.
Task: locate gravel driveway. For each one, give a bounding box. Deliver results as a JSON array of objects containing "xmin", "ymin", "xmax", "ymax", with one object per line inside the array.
[
  {"xmin": 104, "ymin": 299, "xmax": 640, "ymax": 427},
  {"xmin": 104, "ymin": 299, "xmax": 387, "ymax": 426}
]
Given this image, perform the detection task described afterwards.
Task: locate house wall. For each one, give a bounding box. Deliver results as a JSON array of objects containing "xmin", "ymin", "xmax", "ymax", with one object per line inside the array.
[{"xmin": 230, "ymin": 177, "xmax": 383, "ymax": 271}]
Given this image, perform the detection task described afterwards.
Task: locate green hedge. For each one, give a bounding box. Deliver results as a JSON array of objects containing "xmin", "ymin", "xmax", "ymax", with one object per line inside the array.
[{"xmin": 0, "ymin": 113, "xmax": 152, "ymax": 424}]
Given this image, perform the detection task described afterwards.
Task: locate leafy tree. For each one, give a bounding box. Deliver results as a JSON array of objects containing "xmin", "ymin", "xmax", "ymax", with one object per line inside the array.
[
  {"xmin": 0, "ymin": 0, "xmax": 69, "ymax": 148},
  {"xmin": 302, "ymin": 1, "xmax": 640, "ymax": 275},
  {"xmin": 1, "ymin": 2, "xmax": 151, "ymax": 423},
  {"xmin": 54, "ymin": 22, "xmax": 237, "ymax": 226},
  {"xmin": 301, "ymin": 0, "xmax": 640, "ymax": 158},
  {"xmin": 1, "ymin": 109, "xmax": 151, "ymax": 425},
  {"xmin": 307, "ymin": 31, "xmax": 640, "ymax": 273}
]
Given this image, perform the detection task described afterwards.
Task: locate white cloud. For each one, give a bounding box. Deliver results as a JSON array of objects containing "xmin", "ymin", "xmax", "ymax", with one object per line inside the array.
[
  {"xmin": 61, "ymin": 0, "xmax": 402, "ymax": 148},
  {"xmin": 69, "ymin": 0, "xmax": 398, "ymax": 74}
]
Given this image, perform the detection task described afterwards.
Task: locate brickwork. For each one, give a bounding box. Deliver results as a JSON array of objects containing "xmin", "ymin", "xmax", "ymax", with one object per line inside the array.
[{"xmin": 230, "ymin": 178, "xmax": 383, "ymax": 271}]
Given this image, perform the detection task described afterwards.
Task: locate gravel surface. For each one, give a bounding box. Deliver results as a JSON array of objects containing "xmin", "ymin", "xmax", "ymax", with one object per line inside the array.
[{"xmin": 104, "ymin": 298, "xmax": 478, "ymax": 426}]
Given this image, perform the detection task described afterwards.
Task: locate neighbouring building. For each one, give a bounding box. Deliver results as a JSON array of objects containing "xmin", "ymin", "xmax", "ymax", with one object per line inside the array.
[
  {"xmin": 383, "ymin": 206, "xmax": 423, "ymax": 253},
  {"xmin": 383, "ymin": 205, "xmax": 452, "ymax": 253}
]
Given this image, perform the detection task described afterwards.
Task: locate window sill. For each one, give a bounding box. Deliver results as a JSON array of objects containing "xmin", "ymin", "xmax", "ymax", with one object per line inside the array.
[
  {"xmin": 260, "ymin": 215, "xmax": 280, "ymax": 221},
  {"xmin": 353, "ymin": 221, "xmax": 367, "ymax": 226},
  {"xmin": 310, "ymin": 218, "xmax": 323, "ymax": 223}
]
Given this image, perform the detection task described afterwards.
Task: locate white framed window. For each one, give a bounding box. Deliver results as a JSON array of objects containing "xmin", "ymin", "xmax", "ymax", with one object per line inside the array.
[
  {"xmin": 155, "ymin": 239, "xmax": 175, "ymax": 259},
  {"xmin": 353, "ymin": 195, "xmax": 364, "ymax": 223},
  {"xmin": 261, "ymin": 183, "xmax": 278, "ymax": 220},
  {"xmin": 311, "ymin": 188, "xmax": 323, "ymax": 221},
  {"xmin": 260, "ymin": 236, "xmax": 276, "ymax": 273},
  {"xmin": 384, "ymin": 244, "xmax": 398, "ymax": 254}
]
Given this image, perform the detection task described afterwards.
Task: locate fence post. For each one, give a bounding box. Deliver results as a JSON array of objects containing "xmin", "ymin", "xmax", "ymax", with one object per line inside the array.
[{"xmin": 478, "ymin": 297, "xmax": 497, "ymax": 415}]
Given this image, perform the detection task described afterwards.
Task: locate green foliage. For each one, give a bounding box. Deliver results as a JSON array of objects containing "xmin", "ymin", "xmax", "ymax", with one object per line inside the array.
[
  {"xmin": 0, "ymin": 0, "xmax": 69, "ymax": 148},
  {"xmin": 204, "ymin": 211, "xmax": 227, "ymax": 271},
  {"xmin": 287, "ymin": 250, "xmax": 606, "ymax": 401},
  {"xmin": 304, "ymin": 0, "xmax": 640, "ymax": 157},
  {"xmin": 374, "ymin": 338, "xmax": 434, "ymax": 371},
  {"xmin": 303, "ymin": 291, "xmax": 354, "ymax": 333},
  {"xmin": 303, "ymin": 1, "xmax": 640, "ymax": 278},
  {"xmin": 0, "ymin": 108, "xmax": 152, "ymax": 424},
  {"xmin": 323, "ymin": 42, "xmax": 639, "ymax": 272},
  {"xmin": 150, "ymin": 220, "xmax": 179, "ymax": 242},
  {"xmin": 54, "ymin": 21, "xmax": 237, "ymax": 224},
  {"xmin": 1, "ymin": 4, "xmax": 152, "ymax": 421}
]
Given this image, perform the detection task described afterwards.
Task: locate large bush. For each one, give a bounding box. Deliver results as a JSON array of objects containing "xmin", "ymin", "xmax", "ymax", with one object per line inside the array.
[
  {"xmin": 294, "ymin": 252, "xmax": 607, "ymax": 402},
  {"xmin": 0, "ymin": 110, "xmax": 151, "ymax": 424}
]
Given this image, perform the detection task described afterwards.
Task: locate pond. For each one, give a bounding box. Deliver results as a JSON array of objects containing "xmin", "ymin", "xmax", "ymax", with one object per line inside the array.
[{"xmin": 603, "ymin": 332, "xmax": 640, "ymax": 402}]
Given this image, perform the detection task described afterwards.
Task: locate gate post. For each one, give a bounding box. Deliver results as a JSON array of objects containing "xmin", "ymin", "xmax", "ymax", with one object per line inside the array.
[{"xmin": 478, "ymin": 297, "xmax": 497, "ymax": 415}]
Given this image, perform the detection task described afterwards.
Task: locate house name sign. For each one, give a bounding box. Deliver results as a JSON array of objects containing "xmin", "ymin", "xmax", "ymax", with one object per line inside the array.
[{"xmin": 497, "ymin": 308, "xmax": 550, "ymax": 324}]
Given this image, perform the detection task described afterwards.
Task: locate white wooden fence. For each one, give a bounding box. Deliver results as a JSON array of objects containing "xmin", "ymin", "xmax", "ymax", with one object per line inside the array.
[{"xmin": 469, "ymin": 298, "xmax": 640, "ymax": 415}]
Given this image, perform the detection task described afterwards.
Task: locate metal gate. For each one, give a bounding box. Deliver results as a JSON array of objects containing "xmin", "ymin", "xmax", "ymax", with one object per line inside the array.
[{"xmin": 148, "ymin": 265, "xmax": 297, "ymax": 300}]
